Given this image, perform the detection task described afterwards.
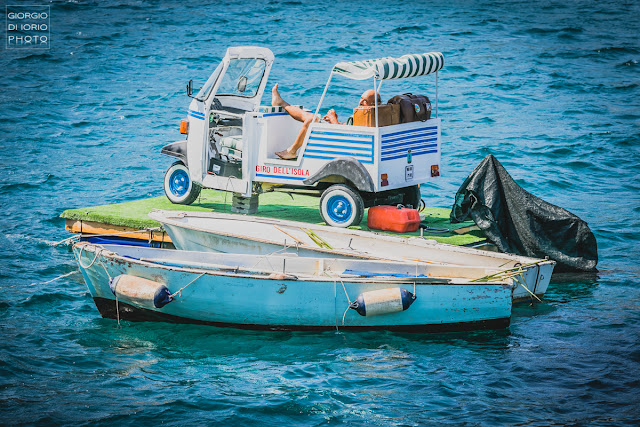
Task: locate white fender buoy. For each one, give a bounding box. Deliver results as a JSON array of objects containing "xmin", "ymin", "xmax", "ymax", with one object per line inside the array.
[
  {"xmin": 109, "ymin": 275, "xmax": 173, "ymax": 309},
  {"xmin": 350, "ymin": 287, "xmax": 416, "ymax": 317}
]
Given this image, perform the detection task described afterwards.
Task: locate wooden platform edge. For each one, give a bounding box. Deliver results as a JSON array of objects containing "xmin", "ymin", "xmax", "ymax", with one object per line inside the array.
[{"xmin": 65, "ymin": 219, "xmax": 172, "ymax": 243}]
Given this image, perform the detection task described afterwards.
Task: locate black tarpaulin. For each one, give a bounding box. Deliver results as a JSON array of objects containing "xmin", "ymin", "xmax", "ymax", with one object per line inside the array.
[{"xmin": 450, "ymin": 155, "xmax": 598, "ymax": 272}]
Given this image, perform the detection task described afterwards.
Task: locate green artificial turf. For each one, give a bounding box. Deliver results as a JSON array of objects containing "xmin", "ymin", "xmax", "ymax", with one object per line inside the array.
[{"xmin": 61, "ymin": 190, "xmax": 484, "ymax": 245}]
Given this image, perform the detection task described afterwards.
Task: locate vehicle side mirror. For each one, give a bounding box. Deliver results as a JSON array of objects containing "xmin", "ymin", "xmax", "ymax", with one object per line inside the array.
[{"xmin": 187, "ymin": 79, "xmax": 193, "ymax": 97}]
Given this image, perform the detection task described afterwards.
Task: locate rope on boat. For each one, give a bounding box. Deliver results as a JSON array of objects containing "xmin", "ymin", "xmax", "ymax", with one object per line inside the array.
[
  {"xmin": 467, "ymin": 259, "xmax": 546, "ymax": 302},
  {"xmin": 96, "ymin": 260, "xmax": 122, "ymax": 326},
  {"xmin": 324, "ymin": 272, "xmax": 352, "ymax": 327},
  {"xmin": 469, "ymin": 259, "xmax": 547, "ymax": 283},
  {"xmin": 333, "ymin": 279, "xmax": 339, "ymax": 332},
  {"xmin": 75, "ymin": 243, "xmax": 123, "ymax": 326},
  {"xmin": 261, "ymin": 238, "xmax": 302, "ymax": 257},
  {"xmin": 28, "ymin": 270, "xmax": 79, "ymax": 287},
  {"xmin": 303, "ymin": 229, "xmax": 333, "ymax": 249},
  {"xmin": 75, "ymin": 244, "xmax": 102, "ymax": 269},
  {"xmin": 513, "ymin": 274, "xmax": 542, "ymax": 302},
  {"xmin": 274, "ymin": 226, "xmax": 305, "ymax": 245},
  {"xmin": 169, "ymin": 273, "xmax": 205, "ymax": 298},
  {"xmin": 73, "ymin": 243, "xmax": 123, "ymax": 326},
  {"xmin": 52, "ymin": 234, "xmax": 81, "ymax": 246}
]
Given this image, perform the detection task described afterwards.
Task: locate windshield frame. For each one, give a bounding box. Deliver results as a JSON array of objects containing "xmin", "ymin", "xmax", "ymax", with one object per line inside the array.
[
  {"xmin": 194, "ymin": 62, "xmax": 224, "ymax": 101},
  {"xmin": 215, "ymin": 58, "xmax": 267, "ymax": 99}
]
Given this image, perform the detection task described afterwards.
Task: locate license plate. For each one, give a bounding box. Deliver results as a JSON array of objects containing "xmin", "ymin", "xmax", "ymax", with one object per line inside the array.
[{"xmin": 405, "ymin": 165, "xmax": 414, "ymax": 181}]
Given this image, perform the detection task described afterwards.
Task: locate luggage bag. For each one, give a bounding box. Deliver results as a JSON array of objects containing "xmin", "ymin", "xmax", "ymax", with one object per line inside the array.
[
  {"xmin": 352, "ymin": 104, "xmax": 401, "ymax": 127},
  {"xmin": 387, "ymin": 93, "xmax": 431, "ymax": 123}
]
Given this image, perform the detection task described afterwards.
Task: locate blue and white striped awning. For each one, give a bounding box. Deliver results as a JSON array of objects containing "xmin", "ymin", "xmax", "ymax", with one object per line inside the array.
[{"xmin": 332, "ymin": 52, "xmax": 444, "ymax": 80}]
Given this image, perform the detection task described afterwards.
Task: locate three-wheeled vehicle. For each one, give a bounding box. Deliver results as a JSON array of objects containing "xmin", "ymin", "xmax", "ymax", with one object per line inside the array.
[{"xmin": 161, "ymin": 46, "xmax": 444, "ymax": 227}]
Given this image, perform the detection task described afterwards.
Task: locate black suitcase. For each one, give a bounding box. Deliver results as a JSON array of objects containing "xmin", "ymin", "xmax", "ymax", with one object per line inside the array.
[{"xmin": 387, "ymin": 93, "xmax": 431, "ymax": 123}]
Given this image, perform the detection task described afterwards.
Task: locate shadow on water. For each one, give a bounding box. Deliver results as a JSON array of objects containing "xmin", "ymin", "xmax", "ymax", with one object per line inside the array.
[
  {"xmin": 74, "ymin": 316, "xmax": 516, "ymax": 365},
  {"xmin": 545, "ymin": 271, "xmax": 600, "ymax": 302}
]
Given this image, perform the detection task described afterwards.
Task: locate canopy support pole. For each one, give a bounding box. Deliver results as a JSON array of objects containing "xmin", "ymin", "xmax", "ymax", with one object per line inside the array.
[
  {"xmin": 373, "ymin": 74, "xmax": 383, "ymax": 127},
  {"xmin": 374, "ymin": 76, "xmax": 379, "ymax": 128},
  {"xmin": 435, "ymin": 71, "xmax": 439, "ymax": 118},
  {"xmin": 314, "ymin": 72, "xmax": 334, "ymax": 119}
]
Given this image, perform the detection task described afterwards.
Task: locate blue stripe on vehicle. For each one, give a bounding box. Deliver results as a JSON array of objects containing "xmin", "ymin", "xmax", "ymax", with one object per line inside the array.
[
  {"xmin": 382, "ymin": 143, "xmax": 438, "ymax": 156},
  {"xmin": 382, "ymin": 131, "xmax": 438, "ymax": 144},
  {"xmin": 381, "ymin": 138, "xmax": 439, "ymax": 151},
  {"xmin": 308, "ymin": 136, "xmax": 374, "ymax": 146},
  {"xmin": 188, "ymin": 111, "xmax": 205, "ymax": 120},
  {"xmin": 381, "ymin": 126, "xmax": 438, "ymax": 139},
  {"xmin": 382, "ymin": 146, "xmax": 438, "ymax": 156},
  {"xmin": 262, "ymin": 112, "xmax": 290, "ymax": 117},
  {"xmin": 256, "ymin": 173, "xmax": 307, "ymax": 181},
  {"xmin": 311, "ymin": 131, "xmax": 374, "ymax": 141},
  {"xmin": 381, "ymin": 148, "xmax": 439, "ymax": 161},
  {"xmin": 305, "ymin": 148, "xmax": 373, "ymax": 158},
  {"xmin": 382, "ymin": 141, "xmax": 438, "ymax": 153},
  {"xmin": 381, "ymin": 136, "xmax": 438, "ymax": 150},
  {"xmin": 188, "ymin": 109, "xmax": 205, "ymax": 119},
  {"xmin": 307, "ymin": 142, "xmax": 372, "ymax": 152}
]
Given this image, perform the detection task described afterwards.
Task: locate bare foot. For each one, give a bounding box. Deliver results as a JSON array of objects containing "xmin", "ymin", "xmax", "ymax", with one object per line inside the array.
[
  {"xmin": 275, "ymin": 149, "xmax": 297, "ymax": 160},
  {"xmin": 323, "ymin": 109, "xmax": 339, "ymax": 124},
  {"xmin": 272, "ymin": 83, "xmax": 288, "ymax": 107}
]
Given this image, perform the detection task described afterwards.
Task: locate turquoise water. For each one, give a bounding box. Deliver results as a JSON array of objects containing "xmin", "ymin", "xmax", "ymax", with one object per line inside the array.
[{"xmin": 2, "ymin": 0, "xmax": 639, "ymax": 424}]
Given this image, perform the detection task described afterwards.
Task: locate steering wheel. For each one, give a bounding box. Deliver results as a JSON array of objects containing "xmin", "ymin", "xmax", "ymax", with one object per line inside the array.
[
  {"xmin": 210, "ymin": 97, "xmax": 242, "ymax": 119},
  {"xmin": 212, "ymin": 97, "xmax": 223, "ymax": 110}
]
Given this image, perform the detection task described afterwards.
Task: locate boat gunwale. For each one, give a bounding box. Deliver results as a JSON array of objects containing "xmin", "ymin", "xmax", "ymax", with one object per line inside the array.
[{"xmin": 74, "ymin": 242, "xmax": 516, "ymax": 288}]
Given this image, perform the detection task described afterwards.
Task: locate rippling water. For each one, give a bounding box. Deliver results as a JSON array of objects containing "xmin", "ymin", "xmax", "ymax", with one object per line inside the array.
[{"xmin": 1, "ymin": 0, "xmax": 639, "ymax": 424}]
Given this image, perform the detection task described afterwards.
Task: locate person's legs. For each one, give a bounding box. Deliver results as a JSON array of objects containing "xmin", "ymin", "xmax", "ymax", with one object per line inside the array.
[
  {"xmin": 272, "ymin": 84, "xmax": 317, "ymax": 159},
  {"xmin": 272, "ymin": 84, "xmax": 314, "ymax": 122},
  {"xmin": 275, "ymin": 115, "xmax": 315, "ymax": 160}
]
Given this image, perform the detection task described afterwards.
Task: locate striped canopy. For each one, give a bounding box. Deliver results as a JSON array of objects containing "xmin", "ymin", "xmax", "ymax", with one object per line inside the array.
[{"xmin": 332, "ymin": 52, "xmax": 444, "ymax": 80}]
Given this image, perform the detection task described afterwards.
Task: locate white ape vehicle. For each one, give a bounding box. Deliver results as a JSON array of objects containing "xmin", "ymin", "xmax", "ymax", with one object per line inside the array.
[{"xmin": 162, "ymin": 46, "xmax": 444, "ymax": 227}]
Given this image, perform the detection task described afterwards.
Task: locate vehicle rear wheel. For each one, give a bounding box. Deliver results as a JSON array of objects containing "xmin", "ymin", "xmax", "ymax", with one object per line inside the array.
[
  {"xmin": 164, "ymin": 161, "xmax": 201, "ymax": 205},
  {"xmin": 320, "ymin": 184, "xmax": 364, "ymax": 228},
  {"xmin": 401, "ymin": 185, "xmax": 422, "ymax": 210}
]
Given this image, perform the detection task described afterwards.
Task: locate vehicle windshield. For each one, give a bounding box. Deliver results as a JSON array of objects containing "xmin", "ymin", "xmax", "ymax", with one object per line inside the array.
[
  {"xmin": 216, "ymin": 58, "xmax": 266, "ymax": 98},
  {"xmin": 195, "ymin": 62, "xmax": 223, "ymax": 101}
]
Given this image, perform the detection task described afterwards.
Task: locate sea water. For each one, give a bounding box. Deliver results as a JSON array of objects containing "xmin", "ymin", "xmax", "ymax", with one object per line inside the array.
[{"xmin": 1, "ymin": 0, "xmax": 639, "ymax": 424}]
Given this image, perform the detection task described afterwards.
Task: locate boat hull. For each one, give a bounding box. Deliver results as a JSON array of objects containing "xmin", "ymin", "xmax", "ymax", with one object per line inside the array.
[
  {"xmin": 90, "ymin": 296, "xmax": 510, "ymax": 332},
  {"xmin": 74, "ymin": 244, "xmax": 514, "ymax": 332}
]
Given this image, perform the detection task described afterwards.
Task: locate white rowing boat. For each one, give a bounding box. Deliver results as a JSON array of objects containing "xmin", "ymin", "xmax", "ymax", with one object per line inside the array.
[
  {"xmin": 149, "ymin": 209, "xmax": 555, "ymax": 302},
  {"xmin": 73, "ymin": 243, "xmax": 515, "ymax": 332}
]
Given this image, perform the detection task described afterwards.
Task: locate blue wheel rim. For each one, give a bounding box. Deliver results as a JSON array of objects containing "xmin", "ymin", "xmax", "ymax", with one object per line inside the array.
[
  {"xmin": 326, "ymin": 194, "xmax": 352, "ymax": 224},
  {"xmin": 168, "ymin": 168, "xmax": 189, "ymax": 197}
]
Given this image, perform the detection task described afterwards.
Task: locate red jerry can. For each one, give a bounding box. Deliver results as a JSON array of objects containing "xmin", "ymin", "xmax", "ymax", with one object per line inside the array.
[{"xmin": 367, "ymin": 205, "xmax": 421, "ymax": 233}]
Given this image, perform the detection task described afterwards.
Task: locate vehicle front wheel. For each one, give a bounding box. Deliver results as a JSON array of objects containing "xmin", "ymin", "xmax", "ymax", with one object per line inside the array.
[
  {"xmin": 163, "ymin": 161, "xmax": 201, "ymax": 205},
  {"xmin": 320, "ymin": 184, "xmax": 364, "ymax": 228}
]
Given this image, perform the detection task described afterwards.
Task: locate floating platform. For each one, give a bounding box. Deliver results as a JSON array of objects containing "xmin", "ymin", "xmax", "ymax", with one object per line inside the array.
[{"xmin": 60, "ymin": 190, "xmax": 485, "ymax": 246}]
